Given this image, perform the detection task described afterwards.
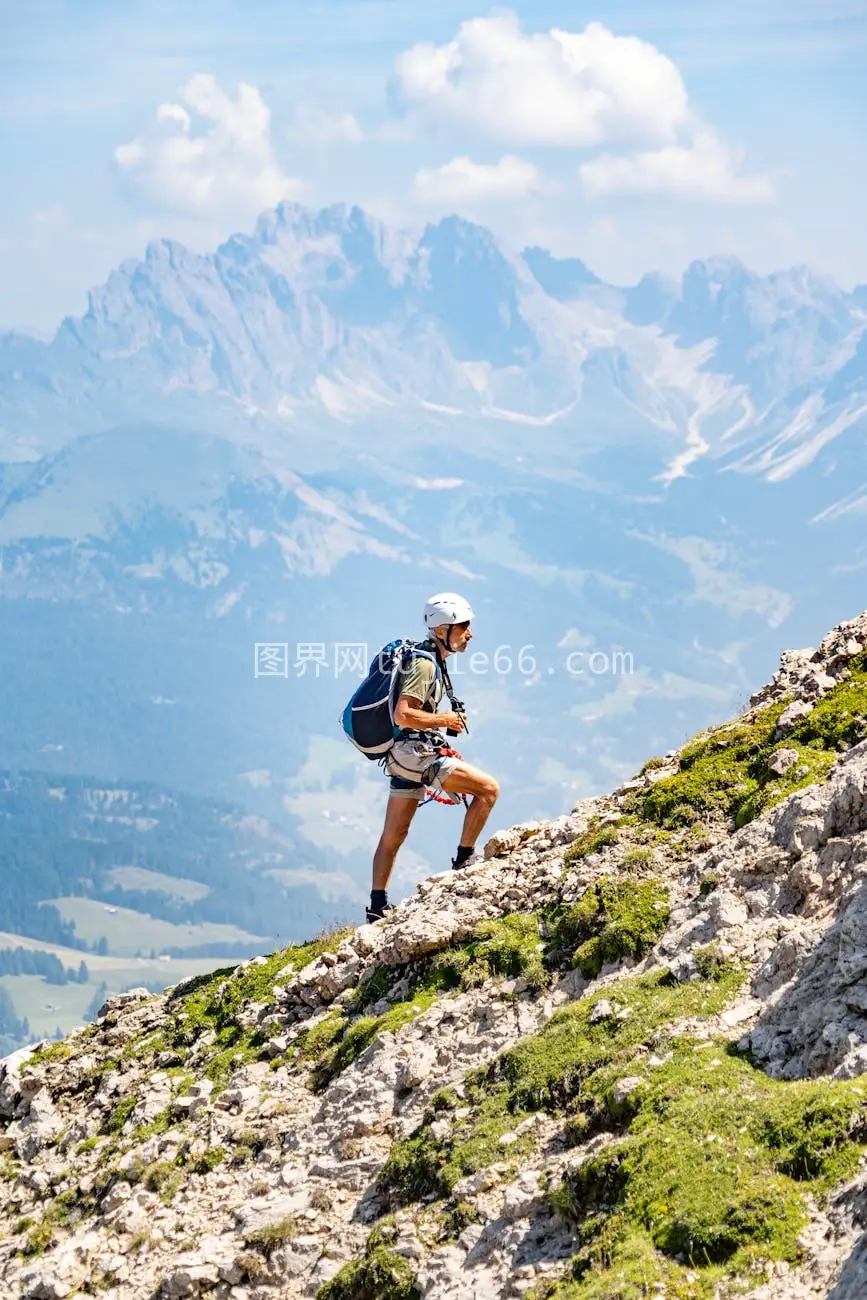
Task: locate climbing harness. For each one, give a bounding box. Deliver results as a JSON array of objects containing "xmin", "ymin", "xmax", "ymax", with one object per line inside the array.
[
  {"xmin": 418, "ymin": 742, "xmax": 469, "ymax": 809},
  {"xmin": 414, "ymin": 638, "xmax": 470, "ymax": 810}
]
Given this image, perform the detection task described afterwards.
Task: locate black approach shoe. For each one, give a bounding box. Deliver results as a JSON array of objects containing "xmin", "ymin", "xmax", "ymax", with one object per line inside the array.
[
  {"xmin": 365, "ymin": 900, "xmax": 394, "ymax": 923},
  {"xmin": 451, "ymin": 845, "xmax": 478, "ymax": 870}
]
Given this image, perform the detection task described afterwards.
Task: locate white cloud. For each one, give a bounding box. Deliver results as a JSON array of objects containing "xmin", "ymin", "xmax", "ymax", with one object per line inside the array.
[
  {"xmin": 411, "ymin": 155, "xmax": 541, "ymax": 205},
  {"xmin": 115, "ymin": 74, "xmax": 303, "ymax": 218},
  {"xmin": 557, "ymin": 628, "xmax": 594, "ymax": 650},
  {"xmin": 287, "ymin": 106, "xmax": 364, "ymax": 143},
  {"xmin": 393, "ymin": 17, "xmax": 775, "ymax": 212},
  {"xmin": 393, "ymin": 16, "xmax": 688, "ymax": 147},
  {"xmin": 580, "ymin": 126, "xmax": 776, "ymax": 205}
]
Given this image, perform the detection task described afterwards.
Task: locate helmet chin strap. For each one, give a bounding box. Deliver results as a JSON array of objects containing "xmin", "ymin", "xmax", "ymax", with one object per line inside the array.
[{"xmin": 432, "ymin": 626, "xmax": 453, "ymax": 656}]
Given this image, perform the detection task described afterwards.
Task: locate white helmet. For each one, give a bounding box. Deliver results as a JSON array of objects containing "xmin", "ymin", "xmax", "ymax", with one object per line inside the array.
[{"xmin": 423, "ymin": 592, "xmax": 475, "ymax": 631}]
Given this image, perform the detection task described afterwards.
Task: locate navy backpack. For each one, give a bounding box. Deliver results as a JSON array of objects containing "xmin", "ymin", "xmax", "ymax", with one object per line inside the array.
[{"xmin": 341, "ymin": 639, "xmax": 440, "ymax": 758}]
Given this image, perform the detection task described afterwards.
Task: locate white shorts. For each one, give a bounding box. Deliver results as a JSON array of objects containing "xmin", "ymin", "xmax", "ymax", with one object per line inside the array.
[{"xmin": 385, "ymin": 736, "xmax": 462, "ymax": 801}]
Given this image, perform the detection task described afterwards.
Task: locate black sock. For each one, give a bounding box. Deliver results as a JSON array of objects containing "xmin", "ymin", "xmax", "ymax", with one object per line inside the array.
[
  {"xmin": 453, "ymin": 845, "xmax": 474, "ymax": 867},
  {"xmin": 370, "ymin": 889, "xmax": 388, "ymax": 909}
]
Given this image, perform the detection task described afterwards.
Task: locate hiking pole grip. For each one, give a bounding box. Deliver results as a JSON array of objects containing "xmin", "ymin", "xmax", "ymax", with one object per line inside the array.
[{"xmin": 446, "ymin": 694, "xmax": 469, "ymax": 736}]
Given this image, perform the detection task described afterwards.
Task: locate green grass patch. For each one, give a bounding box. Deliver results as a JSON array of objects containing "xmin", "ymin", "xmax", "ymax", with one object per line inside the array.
[
  {"xmin": 430, "ymin": 914, "xmax": 547, "ymax": 993},
  {"xmin": 790, "ymin": 671, "xmax": 867, "ymax": 752},
  {"xmin": 546, "ymin": 880, "xmax": 670, "ymax": 978},
  {"xmin": 245, "ymin": 1215, "xmax": 297, "ymax": 1252},
  {"xmin": 143, "ymin": 1161, "xmax": 185, "ymax": 1203},
  {"xmin": 621, "ymin": 848, "xmax": 655, "ymax": 871},
  {"xmin": 564, "ymin": 820, "xmax": 626, "ymax": 867},
  {"xmin": 548, "ymin": 1045, "xmax": 867, "ymax": 1297},
  {"xmin": 20, "ymin": 1220, "xmax": 56, "ymax": 1257},
  {"xmin": 103, "ymin": 1095, "xmax": 138, "ymax": 1135},
  {"xmin": 29, "ymin": 1040, "xmax": 71, "ymax": 1065},
  {"xmin": 299, "ymin": 1011, "xmax": 348, "ymax": 1062},
  {"xmin": 692, "ymin": 943, "xmax": 733, "ymax": 982},
  {"xmin": 159, "ymin": 929, "xmax": 350, "ymax": 1085},
  {"xmin": 16, "ymin": 1186, "xmax": 93, "ymax": 1257},
  {"xmin": 634, "ymin": 669, "xmax": 867, "ymax": 834},
  {"xmin": 316, "ymin": 1221, "xmax": 419, "ymax": 1300},
  {"xmin": 129, "ymin": 1105, "xmax": 174, "ymax": 1143},
  {"xmin": 378, "ymin": 967, "xmax": 744, "ymax": 1208},
  {"xmin": 192, "ymin": 1145, "xmax": 226, "ymax": 1175}
]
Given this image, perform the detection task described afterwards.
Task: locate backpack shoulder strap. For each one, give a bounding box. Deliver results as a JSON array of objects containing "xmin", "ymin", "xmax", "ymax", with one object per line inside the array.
[{"xmin": 422, "ymin": 636, "xmax": 469, "ymax": 733}]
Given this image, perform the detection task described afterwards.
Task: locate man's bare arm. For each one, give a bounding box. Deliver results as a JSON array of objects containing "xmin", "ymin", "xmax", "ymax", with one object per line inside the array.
[{"xmin": 393, "ymin": 695, "xmax": 465, "ymax": 733}]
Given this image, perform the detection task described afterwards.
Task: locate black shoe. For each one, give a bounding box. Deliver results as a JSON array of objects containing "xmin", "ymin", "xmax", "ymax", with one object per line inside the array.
[{"xmin": 365, "ymin": 901, "xmax": 394, "ymax": 923}]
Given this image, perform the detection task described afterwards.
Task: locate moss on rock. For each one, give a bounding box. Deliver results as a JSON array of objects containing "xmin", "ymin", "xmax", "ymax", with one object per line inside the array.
[
  {"xmin": 316, "ymin": 1222, "xmax": 419, "ymax": 1300},
  {"xmin": 379, "ymin": 967, "xmax": 744, "ymax": 1208},
  {"xmin": 103, "ymin": 1095, "xmax": 137, "ymax": 1135},
  {"xmin": 790, "ymin": 672, "xmax": 867, "ymax": 752},
  {"xmin": 160, "ymin": 930, "xmax": 349, "ymax": 1085},
  {"xmin": 563, "ymin": 820, "xmax": 625, "ymax": 867},
  {"xmin": 634, "ymin": 662, "xmax": 867, "ymax": 836},
  {"xmin": 547, "ymin": 1045, "xmax": 867, "ymax": 1297},
  {"xmin": 245, "ymin": 1215, "xmax": 297, "ymax": 1252},
  {"xmin": 546, "ymin": 880, "xmax": 670, "ymax": 978}
]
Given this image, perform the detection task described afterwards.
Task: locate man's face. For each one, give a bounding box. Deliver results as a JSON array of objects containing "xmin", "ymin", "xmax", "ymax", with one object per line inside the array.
[{"xmin": 437, "ymin": 620, "xmax": 472, "ymax": 651}]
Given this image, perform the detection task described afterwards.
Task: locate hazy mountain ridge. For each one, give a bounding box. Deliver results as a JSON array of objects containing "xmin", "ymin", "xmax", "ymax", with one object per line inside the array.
[{"xmin": 2, "ymin": 203, "xmax": 865, "ymax": 483}]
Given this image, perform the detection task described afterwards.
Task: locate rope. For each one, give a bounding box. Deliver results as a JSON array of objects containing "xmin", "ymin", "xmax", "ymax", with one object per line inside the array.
[
  {"xmin": 418, "ymin": 742, "xmax": 468, "ymax": 809},
  {"xmin": 419, "ymin": 789, "xmax": 467, "ymax": 808}
]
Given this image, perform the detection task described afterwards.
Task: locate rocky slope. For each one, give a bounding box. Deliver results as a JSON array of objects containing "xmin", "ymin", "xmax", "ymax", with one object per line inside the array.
[{"xmin": 5, "ymin": 612, "xmax": 867, "ymax": 1299}]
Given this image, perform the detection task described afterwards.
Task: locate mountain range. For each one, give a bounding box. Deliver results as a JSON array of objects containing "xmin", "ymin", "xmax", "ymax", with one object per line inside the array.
[{"xmin": 0, "ymin": 200, "xmax": 866, "ymax": 986}]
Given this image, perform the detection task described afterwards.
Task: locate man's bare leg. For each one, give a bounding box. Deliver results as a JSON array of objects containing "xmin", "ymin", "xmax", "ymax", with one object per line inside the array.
[
  {"xmin": 372, "ymin": 794, "xmax": 421, "ymax": 894},
  {"xmin": 440, "ymin": 761, "xmax": 500, "ymax": 854}
]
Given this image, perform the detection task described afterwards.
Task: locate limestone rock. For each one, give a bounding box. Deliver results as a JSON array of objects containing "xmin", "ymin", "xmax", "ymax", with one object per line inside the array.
[
  {"xmin": 20, "ymin": 1232, "xmax": 100, "ymax": 1299},
  {"xmin": 484, "ymin": 827, "xmax": 523, "ymax": 858},
  {"xmin": 768, "ymin": 747, "xmax": 800, "ymax": 775},
  {"xmin": 234, "ymin": 1191, "xmax": 310, "ymax": 1236},
  {"xmin": 610, "ymin": 1076, "xmax": 644, "ymax": 1107},
  {"xmin": 399, "ymin": 1044, "xmax": 437, "ymax": 1090}
]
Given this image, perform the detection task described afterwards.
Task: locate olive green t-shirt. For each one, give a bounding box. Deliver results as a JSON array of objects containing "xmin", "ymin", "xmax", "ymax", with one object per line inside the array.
[{"xmin": 397, "ymin": 655, "xmax": 443, "ymax": 730}]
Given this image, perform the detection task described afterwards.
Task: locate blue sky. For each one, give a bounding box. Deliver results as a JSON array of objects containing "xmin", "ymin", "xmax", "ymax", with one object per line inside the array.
[{"xmin": 1, "ymin": 0, "xmax": 865, "ymax": 331}]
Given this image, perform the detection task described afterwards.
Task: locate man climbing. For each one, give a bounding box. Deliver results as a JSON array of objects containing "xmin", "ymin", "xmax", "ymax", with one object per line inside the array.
[{"xmin": 367, "ymin": 593, "xmax": 500, "ymax": 922}]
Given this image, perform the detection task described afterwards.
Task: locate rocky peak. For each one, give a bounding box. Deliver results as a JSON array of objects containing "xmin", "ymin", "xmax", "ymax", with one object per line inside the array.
[
  {"xmin": 521, "ymin": 247, "xmax": 602, "ymax": 302},
  {"xmin": 416, "ymin": 216, "xmax": 536, "ymax": 366},
  {"xmin": 5, "ymin": 609, "xmax": 867, "ymax": 1297}
]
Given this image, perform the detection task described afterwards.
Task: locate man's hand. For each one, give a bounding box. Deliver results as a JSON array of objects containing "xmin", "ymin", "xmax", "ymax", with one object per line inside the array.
[{"xmin": 441, "ymin": 711, "xmax": 466, "ymax": 733}]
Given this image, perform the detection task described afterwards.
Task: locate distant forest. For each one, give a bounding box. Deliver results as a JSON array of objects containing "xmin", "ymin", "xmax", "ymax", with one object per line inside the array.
[
  {"xmin": 0, "ymin": 947, "xmax": 89, "ymax": 983},
  {"xmin": 0, "ymin": 769, "xmax": 344, "ymax": 955}
]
